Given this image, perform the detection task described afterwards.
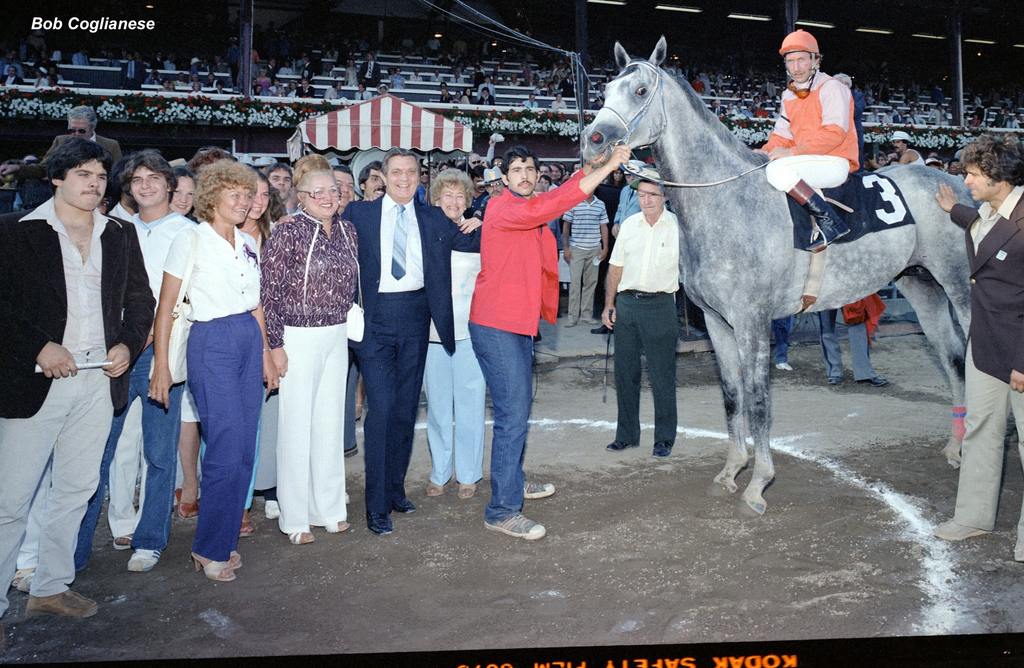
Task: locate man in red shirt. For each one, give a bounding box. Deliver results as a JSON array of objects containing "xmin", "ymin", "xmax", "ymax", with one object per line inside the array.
[{"xmin": 469, "ymin": 143, "xmax": 629, "ymax": 540}]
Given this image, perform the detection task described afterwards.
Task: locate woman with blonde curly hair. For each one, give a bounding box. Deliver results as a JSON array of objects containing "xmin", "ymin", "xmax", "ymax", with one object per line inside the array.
[
  {"xmin": 149, "ymin": 161, "xmax": 280, "ymax": 581},
  {"xmin": 423, "ymin": 168, "xmax": 486, "ymax": 499}
]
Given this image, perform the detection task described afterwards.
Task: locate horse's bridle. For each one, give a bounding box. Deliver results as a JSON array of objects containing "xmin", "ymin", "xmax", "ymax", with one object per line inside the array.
[{"xmin": 598, "ymin": 60, "xmax": 768, "ymax": 189}]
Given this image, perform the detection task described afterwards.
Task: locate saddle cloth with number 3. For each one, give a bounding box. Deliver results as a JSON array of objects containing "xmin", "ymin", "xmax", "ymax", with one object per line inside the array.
[{"xmin": 786, "ymin": 171, "xmax": 916, "ymax": 250}]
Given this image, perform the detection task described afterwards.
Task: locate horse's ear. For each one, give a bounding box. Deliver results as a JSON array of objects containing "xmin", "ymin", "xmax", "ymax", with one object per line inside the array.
[
  {"xmin": 648, "ymin": 36, "xmax": 668, "ymax": 67},
  {"xmin": 614, "ymin": 42, "xmax": 630, "ymax": 71}
]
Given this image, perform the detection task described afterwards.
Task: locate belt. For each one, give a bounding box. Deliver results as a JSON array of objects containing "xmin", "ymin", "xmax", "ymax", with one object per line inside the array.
[{"xmin": 620, "ymin": 290, "xmax": 669, "ymax": 299}]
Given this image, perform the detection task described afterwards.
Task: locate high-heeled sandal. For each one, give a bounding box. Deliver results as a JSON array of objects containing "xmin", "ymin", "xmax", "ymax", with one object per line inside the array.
[
  {"xmin": 190, "ymin": 552, "xmax": 236, "ymax": 582},
  {"xmin": 228, "ymin": 551, "xmax": 242, "ymax": 569},
  {"xmin": 175, "ymin": 489, "xmax": 199, "ymax": 519},
  {"xmin": 288, "ymin": 532, "xmax": 314, "ymax": 545},
  {"xmin": 238, "ymin": 510, "xmax": 255, "ymax": 538}
]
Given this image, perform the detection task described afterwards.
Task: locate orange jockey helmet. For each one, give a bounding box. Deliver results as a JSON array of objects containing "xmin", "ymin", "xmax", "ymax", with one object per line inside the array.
[{"xmin": 779, "ymin": 29, "xmax": 820, "ymax": 56}]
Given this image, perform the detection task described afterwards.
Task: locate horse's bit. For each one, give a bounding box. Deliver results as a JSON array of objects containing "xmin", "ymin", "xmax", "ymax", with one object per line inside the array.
[{"xmin": 598, "ymin": 60, "xmax": 768, "ymax": 189}]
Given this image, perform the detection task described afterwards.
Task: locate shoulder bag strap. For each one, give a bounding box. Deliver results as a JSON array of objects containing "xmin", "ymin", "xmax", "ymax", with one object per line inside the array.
[
  {"xmin": 170, "ymin": 228, "xmax": 199, "ymax": 317},
  {"xmin": 338, "ymin": 220, "xmax": 362, "ymax": 306}
]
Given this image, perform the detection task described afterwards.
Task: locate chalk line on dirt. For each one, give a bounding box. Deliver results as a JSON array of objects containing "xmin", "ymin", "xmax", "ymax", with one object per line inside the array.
[{"xmin": 415, "ymin": 416, "xmax": 961, "ymax": 634}]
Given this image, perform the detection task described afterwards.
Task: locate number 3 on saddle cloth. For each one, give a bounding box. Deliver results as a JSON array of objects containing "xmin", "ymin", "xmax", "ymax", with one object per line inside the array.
[{"xmin": 785, "ymin": 172, "xmax": 917, "ymax": 250}]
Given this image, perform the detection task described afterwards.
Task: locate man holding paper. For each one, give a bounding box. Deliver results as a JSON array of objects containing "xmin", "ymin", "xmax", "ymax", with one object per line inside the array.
[{"xmin": 0, "ymin": 138, "xmax": 153, "ymax": 620}]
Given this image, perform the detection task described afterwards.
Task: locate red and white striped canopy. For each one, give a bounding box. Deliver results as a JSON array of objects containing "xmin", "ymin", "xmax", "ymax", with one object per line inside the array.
[{"xmin": 288, "ymin": 94, "xmax": 472, "ymax": 159}]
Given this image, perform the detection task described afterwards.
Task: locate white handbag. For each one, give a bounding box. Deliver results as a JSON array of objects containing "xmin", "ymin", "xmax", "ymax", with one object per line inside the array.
[{"xmin": 165, "ymin": 230, "xmax": 199, "ymax": 383}]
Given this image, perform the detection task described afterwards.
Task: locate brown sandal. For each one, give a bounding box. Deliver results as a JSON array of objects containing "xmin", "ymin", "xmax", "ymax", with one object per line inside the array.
[
  {"xmin": 426, "ymin": 482, "xmax": 445, "ymax": 497},
  {"xmin": 458, "ymin": 483, "xmax": 477, "ymax": 499}
]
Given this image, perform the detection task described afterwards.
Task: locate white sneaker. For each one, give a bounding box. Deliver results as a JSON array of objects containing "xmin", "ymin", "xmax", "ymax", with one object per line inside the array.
[
  {"xmin": 485, "ymin": 513, "xmax": 546, "ymax": 540},
  {"xmin": 127, "ymin": 549, "xmax": 161, "ymax": 572},
  {"xmin": 523, "ymin": 481, "xmax": 555, "ymax": 499},
  {"xmin": 12, "ymin": 567, "xmax": 34, "ymax": 593},
  {"xmin": 264, "ymin": 500, "xmax": 280, "ymax": 520},
  {"xmin": 775, "ymin": 362, "xmax": 793, "ymax": 371}
]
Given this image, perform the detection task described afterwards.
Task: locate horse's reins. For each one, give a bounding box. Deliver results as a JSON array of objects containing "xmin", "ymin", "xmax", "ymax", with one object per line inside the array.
[{"xmin": 600, "ymin": 60, "xmax": 768, "ymax": 189}]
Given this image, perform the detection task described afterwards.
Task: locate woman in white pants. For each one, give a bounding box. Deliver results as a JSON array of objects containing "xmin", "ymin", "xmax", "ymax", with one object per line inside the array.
[
  {"xmin": 260, "ymin": 170, "xmax": 359, "ymax": 545},
  {"xmin": 423, "ymin": 169, "xmax": 485, "ymax": 499}
]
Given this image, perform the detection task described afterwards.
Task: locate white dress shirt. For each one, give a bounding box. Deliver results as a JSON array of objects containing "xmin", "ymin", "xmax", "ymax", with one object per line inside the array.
[
  {"xmin": 164, "ymin": 223, "xmax": 261, "ymax": 322},
  {"xmin": 609, "ymin": 209, "xmax": 680, "ymax": 294},
  {"xmin": 377, "ymin": 194, "xmax": 425, "ymax": 293},
  {"xmin": 26, "ymin": 198, "xmax": 108, "ymax": 356}
]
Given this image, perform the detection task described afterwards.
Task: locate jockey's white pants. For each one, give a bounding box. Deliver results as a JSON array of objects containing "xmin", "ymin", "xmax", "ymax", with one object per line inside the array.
[{"xmin": 765, "ymin": 155, "xmax": 849, "ymax": 193}]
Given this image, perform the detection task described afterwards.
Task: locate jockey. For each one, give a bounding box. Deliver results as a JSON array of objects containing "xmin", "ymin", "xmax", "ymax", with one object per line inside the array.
[{"xmin": 758, "ymin": 29, "xmax": 857, "ymax": 253}]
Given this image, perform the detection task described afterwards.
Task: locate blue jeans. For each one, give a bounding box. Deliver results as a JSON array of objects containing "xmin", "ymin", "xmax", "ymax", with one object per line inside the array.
[
  {"xmin": 771, "ymin": 316, "xmax": 793, "ymax": 364},
  {"xmin": 818, "ymin": 310, "xmax": 877, "ymax": 381},
  {"xmin": 469, "ymin": 322, "xmax": 534, "ymax": 523},
  {"xmin": 424, "ymin": 339, "xmax": 486, "ymax": 486},
  {"xmin": 75, "ymin": 346, "xmax": 183, "ymax": 569}
]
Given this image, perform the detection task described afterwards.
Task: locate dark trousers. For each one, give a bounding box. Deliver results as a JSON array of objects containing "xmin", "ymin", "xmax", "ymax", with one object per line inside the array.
[
  {"xmin": 613, "ymin": 292, "xmax": 679, "ymax": 445},
  {"xmin": 357, "ymin": 290, "xmax": 430, "ymax": 516},
  {"xmin": 187, "ymin": 312, "xmax": 263, "ymax": 562}
]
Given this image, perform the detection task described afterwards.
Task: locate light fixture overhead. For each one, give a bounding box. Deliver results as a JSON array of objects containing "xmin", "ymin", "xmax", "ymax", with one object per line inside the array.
[
  {"xmin": 656, "ymin": 4, "xmax": 702, "ymax": 12},
  {"xmin": 727, "ymin": 13, "xmax": 770, "ymax": 22},
  {"xmin": 794, "ymin": 20, "xmax": 834, "ymax": 29},
  {"xmin": 1014, "ymin": 43, "xmax": 1024, "ymax": 48},
  {"xmin": 964, "ymin": 38, "xmax": 996, "ymax": 45},
  {"xmin": 145, "ymin": 3, "xmax": 154, "ymax": 7},
  {"xmin": 911, "ymin": 33, "xmax": 945, "ymax": 40},
  {"xmin": 855, "ymin": 27, "xmax": 894, "ymax": 35},
  {"xmin": 433, "ymin": 33, "xmax": 442, "ymax": 38},
  {"xmin": 588, "ymin": 0, "xmax": 626, "ymax": 5}
]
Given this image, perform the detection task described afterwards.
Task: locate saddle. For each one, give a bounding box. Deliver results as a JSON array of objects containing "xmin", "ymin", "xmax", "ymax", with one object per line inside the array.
[{"xmin": 786, "ymin": 170, "xmax": 916, "ymax": 251}]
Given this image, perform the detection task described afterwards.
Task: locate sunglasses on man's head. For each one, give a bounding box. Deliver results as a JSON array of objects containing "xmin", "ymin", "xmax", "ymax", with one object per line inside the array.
[{"xmin": 67, "ymin": 127, "xmax": 89, "ymax": 135}]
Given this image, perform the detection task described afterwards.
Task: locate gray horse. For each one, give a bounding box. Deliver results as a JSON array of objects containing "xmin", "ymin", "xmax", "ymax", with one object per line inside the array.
[{"xmin": 581, "ymin": 37, "xmax": 973, "ymax": 515}]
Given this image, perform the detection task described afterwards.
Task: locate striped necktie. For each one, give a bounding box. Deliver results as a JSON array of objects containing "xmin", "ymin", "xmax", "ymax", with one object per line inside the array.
[{"xmin": 391, "ymin": 204, "xmax": 407, "ymax": 280}]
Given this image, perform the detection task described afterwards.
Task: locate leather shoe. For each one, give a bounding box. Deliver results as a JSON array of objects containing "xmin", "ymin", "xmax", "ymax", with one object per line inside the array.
[
  {"xmin": 652, "ymin": 441, "xmax": 674, "ymax": 458},
  {"xmin": 591, "ymin": 324, "xmax": 611, "ymax": 334},
  {"xmin": 857, "ymin": 376, "xmax": 889, "ymax": 387},
  {"xmin": 26, "ymin": 590, "xmax": 98, "ymax": 618},
  {"xmin": 366, "ymin": 513, "xmax": 393, "ymax": 535},
  {"xmin": 344, "ymin": 447, "xmax": 358, "ymax": 459},
  {"xmin": 606, "ymin": 440, "xmax": 638, "ymax": 451},
  {"xmin": 390, "ymin": 497, "xmax": 416, "ymax": 513}
]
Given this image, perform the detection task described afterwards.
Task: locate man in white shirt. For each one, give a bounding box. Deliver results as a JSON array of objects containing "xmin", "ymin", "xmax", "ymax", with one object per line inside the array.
[
  {"xmin": 76, "ymin": 150, "xmax": 191, "ymax": 574},
  {"xmin": 602, "ymin": 173, "xmax": 680, "ymax": 458}
]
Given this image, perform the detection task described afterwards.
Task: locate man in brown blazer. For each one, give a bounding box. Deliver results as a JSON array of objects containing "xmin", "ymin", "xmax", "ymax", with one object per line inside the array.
[
  {"xmin": 934, "ymin": 134, "xmax": 1024, "ymax": 559},
  {"xmin": 0, "ymin": 106, "xmax": 122, "ymax": 182}
]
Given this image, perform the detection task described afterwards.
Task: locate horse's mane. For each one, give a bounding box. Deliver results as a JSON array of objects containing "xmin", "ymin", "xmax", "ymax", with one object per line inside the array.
[{"xmin": 634, "ymin": 59, "xmax": 765, "ymax": 168}]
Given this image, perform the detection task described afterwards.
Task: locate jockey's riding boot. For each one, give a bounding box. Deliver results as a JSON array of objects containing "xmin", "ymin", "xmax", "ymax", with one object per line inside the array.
[{"xmin": 787, "ymin": 179, "xmax": 850, "ymax": 253}]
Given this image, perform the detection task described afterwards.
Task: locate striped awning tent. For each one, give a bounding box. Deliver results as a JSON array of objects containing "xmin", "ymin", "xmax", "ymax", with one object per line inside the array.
[{"xmin": 287, "ymin": 94, "xmax": 473, "ymax": 159}]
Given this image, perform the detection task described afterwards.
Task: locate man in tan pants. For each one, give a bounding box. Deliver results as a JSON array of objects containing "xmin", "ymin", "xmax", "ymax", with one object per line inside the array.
[{"xmin": 934, "ymin": 134, "xmax": 1024, "ymax": 559}]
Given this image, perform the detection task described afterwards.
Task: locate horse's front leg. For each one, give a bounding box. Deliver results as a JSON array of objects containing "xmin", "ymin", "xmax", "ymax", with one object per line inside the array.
[
  {"xmin": 735, "ymin": 322, "xmax": 775, "ymax": 516},
  {"xmin": 704, "ymin": 312, "xmax": 749, "ymax": 495}
]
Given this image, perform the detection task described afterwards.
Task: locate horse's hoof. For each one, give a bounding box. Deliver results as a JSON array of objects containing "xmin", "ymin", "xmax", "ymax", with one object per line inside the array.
[
  {"xmin": 737, "ymin": 498, "xmax": 766, "ymax": 517},
  {"xmin": 707, "ymin": 481, "xmax": 736, "ymax": 497},
  {"xmin": 941, "ymin": 440, "xmax": 962, "ymax": 469}
]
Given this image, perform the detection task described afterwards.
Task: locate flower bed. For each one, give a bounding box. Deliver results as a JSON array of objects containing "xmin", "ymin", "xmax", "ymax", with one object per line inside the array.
[{"xmin": 2, "ymin": 88, "xmax": 1019, "ymax": 149}]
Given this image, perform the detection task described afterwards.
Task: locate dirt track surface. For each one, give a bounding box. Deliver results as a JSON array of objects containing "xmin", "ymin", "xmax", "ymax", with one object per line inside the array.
[{"xmin": 3, "ymin": 334, "xmax": 1024, "ymax": 662}]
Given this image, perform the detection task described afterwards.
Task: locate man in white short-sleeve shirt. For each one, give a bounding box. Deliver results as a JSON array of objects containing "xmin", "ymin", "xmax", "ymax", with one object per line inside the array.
[
  {"xmin": 76, "ymin": 150, "xmax": 192, "ymax": 575},
  {"xmin": 602, "ymin": 175, "xmax": 680, "ymax": 458}
]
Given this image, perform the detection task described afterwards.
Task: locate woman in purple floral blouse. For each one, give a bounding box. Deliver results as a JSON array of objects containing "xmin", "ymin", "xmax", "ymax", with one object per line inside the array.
[{"xmin": 260, "ymin": 169, "xmax": 359, "ymax": 545}]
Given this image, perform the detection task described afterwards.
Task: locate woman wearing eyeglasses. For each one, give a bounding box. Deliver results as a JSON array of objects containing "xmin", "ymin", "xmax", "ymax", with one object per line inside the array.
[{"xmin": 260, "ymin": 169, "xmax": 359, "ymax": 545}]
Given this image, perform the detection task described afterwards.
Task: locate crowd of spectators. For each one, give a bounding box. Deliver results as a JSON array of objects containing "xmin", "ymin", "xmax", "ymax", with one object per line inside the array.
[{"xmin": 4, "ymin": 26, "xmax": 1024, "ymax": 129}]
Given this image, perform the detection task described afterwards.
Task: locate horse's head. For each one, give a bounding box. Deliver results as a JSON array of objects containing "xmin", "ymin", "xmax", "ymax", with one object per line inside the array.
[{"xmin": 581, "ymin": 37, "xmax": 668, "ymax": 163}]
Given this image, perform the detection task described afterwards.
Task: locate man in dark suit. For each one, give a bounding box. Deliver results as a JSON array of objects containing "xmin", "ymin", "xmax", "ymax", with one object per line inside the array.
[
  {"xmin": 0, "ymin": 138, "xmax": 153, "ymax": 620},
  {"xmin": 933, "ymin": 134, "xmax": 1024, "ymax": 560},
  {"xmin": 0, "ymin": 106, "xmax": 122, "ymax": 183},
  {"xmin": 357, "ymin": 52, "xmax": 382, "ymax": 89},
  {"xmin": 343, "ymin": 147, "xmax": 480, "ymax": 535},
  {"xmin": 123, "ymin": 51, "xmax": 147, "ymax": 90}
]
